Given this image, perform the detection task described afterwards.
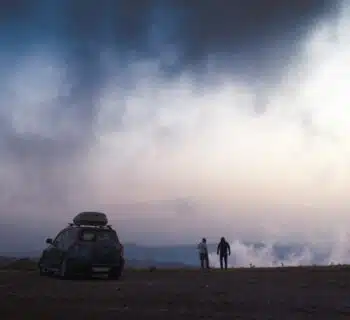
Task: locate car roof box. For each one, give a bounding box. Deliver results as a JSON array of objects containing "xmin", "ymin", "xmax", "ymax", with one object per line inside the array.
[{"xmin": 73, "ymin": 211, "xmax": 108, "ymax": 226}]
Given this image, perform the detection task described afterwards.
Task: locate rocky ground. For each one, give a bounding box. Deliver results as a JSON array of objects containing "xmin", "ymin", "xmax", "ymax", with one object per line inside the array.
[{"xmin": 1, "ymin": 267, "xmax": 350, "ymax": 319}]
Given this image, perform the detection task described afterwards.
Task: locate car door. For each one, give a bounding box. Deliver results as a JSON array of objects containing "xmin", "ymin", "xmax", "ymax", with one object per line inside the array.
[
  {"xmin": 43, "ymin": 232, "xmax": 62, "ymax": 268},
  {"xmin": 41, "ymin": 240, "xmax": 56, "ymax": 268},
  {"xmin": 54, "ymin": 228, "xmax": 78, "ymax": 266},
  {"xmin": 66, "ymin": 228, "xmax": 78, "ymax": 250},
  {"xmin": 50, "ymin": 230, "xmax": 68, "ymax": 268}
]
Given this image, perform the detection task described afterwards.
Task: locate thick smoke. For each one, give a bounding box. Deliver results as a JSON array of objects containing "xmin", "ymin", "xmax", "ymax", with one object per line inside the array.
[
  {"xmin": 209, "ymin": 232, "xmax": 350, "ymax": 268},
  {"xmin": 209, "ymin": 237, "xmax": 350, "ymax": 268}
]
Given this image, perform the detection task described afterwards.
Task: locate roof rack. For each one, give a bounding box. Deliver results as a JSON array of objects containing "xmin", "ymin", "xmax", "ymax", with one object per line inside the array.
[
  {"xmin": 68, "ymin": 223, "xmax": 113, "ymax": 229},
  {"xmin": 73, "ymin": 211, "xmax": 108, "ymax": 227}
]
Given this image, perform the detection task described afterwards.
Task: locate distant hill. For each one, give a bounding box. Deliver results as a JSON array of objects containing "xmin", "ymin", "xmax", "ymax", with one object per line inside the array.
[
  {"xmin": 0, "ymin": 242, "xmax": 316, "ymax": 268},
  {"xmin": 122, "ymin": 242, "xmax": 309, "ymax": 266},
  {"xmin": 0, "ymin": 244, "xmax": 207, "ymax": 267},
  {"xmin": 123, "ymin": 243, "xmax": 205, "ymax": 266},
  {"xmin": 0, "ymin": 256, "xmax": 16, "ymax": 267},
  {"xmin": 126, "ymin": 259, "xmax": 193, "ymax": 269}
]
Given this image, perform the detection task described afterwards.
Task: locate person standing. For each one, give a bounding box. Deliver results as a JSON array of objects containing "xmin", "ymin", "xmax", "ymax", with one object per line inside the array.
[
  {"xmin": 217, "ymin": 237, "xmax": 231, "ymax": 270},
  {"xmin": 197, "ymin": 238, "xmax": 209, "ymax": 269}
]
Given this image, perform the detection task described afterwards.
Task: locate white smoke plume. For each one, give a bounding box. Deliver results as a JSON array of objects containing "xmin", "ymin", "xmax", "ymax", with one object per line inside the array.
[{"xmin": 209, "ymin": 232, "xmax": 350, "ymax": 268}]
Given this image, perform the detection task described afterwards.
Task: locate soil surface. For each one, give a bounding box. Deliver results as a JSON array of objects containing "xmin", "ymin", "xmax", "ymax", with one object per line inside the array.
[{"xmin": 1, "ymin": 267, "xmax": 350, "ymax": 319}]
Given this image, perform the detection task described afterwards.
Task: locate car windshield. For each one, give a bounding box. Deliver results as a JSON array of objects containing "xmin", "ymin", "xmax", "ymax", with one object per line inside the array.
[{"xmin": 80, "ymin": 229, "xmax": 117, "ymax": 242}]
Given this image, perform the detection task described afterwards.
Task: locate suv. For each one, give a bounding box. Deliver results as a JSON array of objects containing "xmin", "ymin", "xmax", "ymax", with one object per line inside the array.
[{"xmin": 38, "ymin": 212, "xmax": 125, "ymax": 280}]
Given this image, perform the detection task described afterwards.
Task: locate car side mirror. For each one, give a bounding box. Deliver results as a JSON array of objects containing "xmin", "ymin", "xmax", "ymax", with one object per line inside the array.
[{"xmin": 46, "ymin": 238, "xmax": 53, "ymax": 244}]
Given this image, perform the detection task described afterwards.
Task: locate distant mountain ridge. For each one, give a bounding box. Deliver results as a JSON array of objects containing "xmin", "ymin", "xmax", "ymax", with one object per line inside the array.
[
  {"xmin": 0, "ymin": 242, "xmax": 320, "ymax": 268},
  {"xmin": 125, "ymin": 242, "xmax": 318, "ymax": 267}
]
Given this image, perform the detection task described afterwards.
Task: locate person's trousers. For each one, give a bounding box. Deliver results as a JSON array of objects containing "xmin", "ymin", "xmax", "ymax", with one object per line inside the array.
[
  {"xmin": 200, "ymin": 253, "xmax": 209, "ymax": 269},
  {"xmin": 219, "ymin": 254, "xmax": 228, "ymax": 270}
]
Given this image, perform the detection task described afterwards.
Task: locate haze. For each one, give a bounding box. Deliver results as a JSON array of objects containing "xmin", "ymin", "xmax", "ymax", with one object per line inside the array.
[{"xmin": 1, "ymin": 0, "xmax": 350, "ymax": 254}]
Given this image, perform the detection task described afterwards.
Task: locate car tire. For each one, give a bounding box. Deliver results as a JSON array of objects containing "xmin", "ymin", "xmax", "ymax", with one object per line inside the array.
[
  {"xmin": 59, "ymin": 258, "xmax": 73, "ymax": 280},
  {"xmin": 108, "ymin": 266, "xmax": 123, "ymax": 280},
  {"xmin": 38, "ymin": 261, "xmax": 47, "ymax": 276}
]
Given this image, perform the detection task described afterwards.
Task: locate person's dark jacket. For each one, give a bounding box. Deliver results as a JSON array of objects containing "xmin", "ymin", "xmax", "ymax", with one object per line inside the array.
[{"xmin": 217, "ymin": 240, "xmax": 231, "ymax": 256}]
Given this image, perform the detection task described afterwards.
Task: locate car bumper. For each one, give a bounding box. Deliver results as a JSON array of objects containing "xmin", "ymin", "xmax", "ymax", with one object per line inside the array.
[{"xmin": 68, "ymin": 258, "xmax": 125, "ymax": 275}]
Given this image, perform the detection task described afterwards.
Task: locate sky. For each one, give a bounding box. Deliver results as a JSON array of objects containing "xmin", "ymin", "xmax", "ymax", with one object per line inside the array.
[{"xmin": 1, "ymin": 0, "xmax": 350, "ymax": 253}]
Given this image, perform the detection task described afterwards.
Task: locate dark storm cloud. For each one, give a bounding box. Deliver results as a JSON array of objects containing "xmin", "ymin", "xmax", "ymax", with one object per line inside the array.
[
  {"xmin": 1, "ymin": 0, "xmax": 341, "ymax": 147},
  {"xmin": 0, "ymin": 0, "xmax": 342, "ymax": 218},
  {"xmin": 1, "ymin": 0, "xmax": 341, "ymax": 125},
  {"xmin": 3, "ymin": 0, "xmax": 341, "ymax": 75},
  {"xmin": 66, "ymin": 0, "xmax": 341, "ymax": 84},
  {"xmin": 169, "ymin": 0, "xmax": 340, "ymax": 76}
]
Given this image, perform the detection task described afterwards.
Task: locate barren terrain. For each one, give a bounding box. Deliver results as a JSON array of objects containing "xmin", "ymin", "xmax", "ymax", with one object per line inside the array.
[{"xmin": 2, "ymin": 267, "xmax": 350, "ymax": 319}]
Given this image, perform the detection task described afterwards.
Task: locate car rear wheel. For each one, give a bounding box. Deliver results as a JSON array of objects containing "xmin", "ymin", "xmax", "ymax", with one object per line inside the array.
[
  {"xmin": 38, "ymin": 262, "xmax": 48, "ymax": 276},
  {"xmin": 108, "ymin": 266, "xmax": 123, "ymax": 280}
]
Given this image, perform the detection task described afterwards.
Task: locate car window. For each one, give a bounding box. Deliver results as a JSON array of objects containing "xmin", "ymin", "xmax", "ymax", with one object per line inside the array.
[
  {"xmin": 53, "ymin": 231, "xmax": 65, "ymax": 247},
  {"xmin": 80, "ymin": 229, "xmax": 117, "ymax": 242},
  {"xmin": 66, "ymin": 228, "xmax": 77, "ymax": 247},
  {"xmin": 81, "ymin": 230, "xmax": 95, "ymax": 241},
  {"xmin": 97, "ymin": 231, "xmax": 116, "ymax": 241},
  {"xmin": 53, "ymin": 229, "xmax": 73, "ymax": 250},
  {"xmin": 61, "ymin": 231, "xmax": 69, "ymax": 250}
]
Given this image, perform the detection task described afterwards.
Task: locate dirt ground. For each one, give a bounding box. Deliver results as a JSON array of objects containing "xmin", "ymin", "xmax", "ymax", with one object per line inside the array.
[{"xmin": 1, "ymin": 267, "xmax": 350, "ymax": 319}]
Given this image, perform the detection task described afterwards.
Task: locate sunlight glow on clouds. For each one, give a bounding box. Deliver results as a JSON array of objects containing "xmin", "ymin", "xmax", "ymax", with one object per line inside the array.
[{"xmin": 81, "ymin": 3, "xmax": 350, "ymax": 244}]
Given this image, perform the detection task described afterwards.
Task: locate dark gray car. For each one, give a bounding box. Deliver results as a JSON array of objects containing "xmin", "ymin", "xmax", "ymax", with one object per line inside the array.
[{"xmin": 38, "ymin": 224, "xmax": 125, "ymax": 280}]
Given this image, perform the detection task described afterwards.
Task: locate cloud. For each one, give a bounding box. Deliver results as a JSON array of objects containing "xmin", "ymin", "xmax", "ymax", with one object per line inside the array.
[{"xmin": 0, "ymin": 0, "xmax": 349, "ymax": 251}]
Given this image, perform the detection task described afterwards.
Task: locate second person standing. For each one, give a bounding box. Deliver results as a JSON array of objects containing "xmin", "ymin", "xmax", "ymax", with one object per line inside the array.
[{"xmin": 217, "ymin": 237, "xmax": 231, "ymax": 270}]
